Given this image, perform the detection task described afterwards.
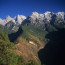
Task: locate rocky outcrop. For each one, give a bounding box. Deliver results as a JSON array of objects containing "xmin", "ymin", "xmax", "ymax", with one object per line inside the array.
[{"xmin": 0, "ymin": 11, "xmax": 65, "ymax": 33}]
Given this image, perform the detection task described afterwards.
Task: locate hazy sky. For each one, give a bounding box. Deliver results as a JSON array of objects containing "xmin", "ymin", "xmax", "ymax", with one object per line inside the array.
[{"xmin": 0, "ymin": 0, "xmax": 65, "ymax": 19}]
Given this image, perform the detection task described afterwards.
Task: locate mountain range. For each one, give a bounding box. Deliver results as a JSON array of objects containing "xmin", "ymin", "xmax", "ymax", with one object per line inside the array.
[
  {"xmin": 0, "ymin": 11, "xmax": 65, "ymax": 65},
  {"xmin": 0, "ymin": 12, "xmax": 65, "ymax": 25},
  {"xmin": 0, "ymin": 11, "xmax": 65, "ymax": 33}
]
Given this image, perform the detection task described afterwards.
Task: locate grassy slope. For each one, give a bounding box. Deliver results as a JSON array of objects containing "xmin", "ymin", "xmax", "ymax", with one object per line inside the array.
[
  {"xmin": 0, "ymin": 23, "xmax": 63, "ymax": 65},
  {"xmin": 21, "ymin": 24, "xmax": 48, "ymax": 44},
  {"xmin": 14, "ymin": 24, "xmax": 49, "ymax": 65},
  {"xmin": 0, "ymin": 28, "xmax": 39, "ymax": 65}
]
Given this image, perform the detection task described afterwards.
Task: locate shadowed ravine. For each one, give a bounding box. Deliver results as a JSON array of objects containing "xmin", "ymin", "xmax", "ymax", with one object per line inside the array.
[
  {"xmin": 8, "ymin": 27, "xmax": 23, "ymax": 42},
  {"xmin": 38, "ymin": 29, "xmax": 65, "ymax": 65}
]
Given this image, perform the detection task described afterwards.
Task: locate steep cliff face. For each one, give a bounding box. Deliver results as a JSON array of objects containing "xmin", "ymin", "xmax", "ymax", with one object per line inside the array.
[
  {"xmin": 0, "ymin": 12, "xmax": 65, "ymax": 26},
  {"xmin": 28, "ymin": 12, "xmax": 65, "ymax": 25},
  {"xmin": 0, "ymin": 15, "xmax": 26, "ymax": 26}
]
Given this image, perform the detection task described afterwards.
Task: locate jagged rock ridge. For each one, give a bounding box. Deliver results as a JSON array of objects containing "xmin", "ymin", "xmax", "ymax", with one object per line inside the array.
[{"xmin": 0, "ymin": 11, "xmax": 65, "ymax": 33}]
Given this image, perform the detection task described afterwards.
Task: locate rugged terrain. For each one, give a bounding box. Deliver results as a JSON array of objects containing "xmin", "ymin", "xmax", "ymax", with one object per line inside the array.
[{"xmin": 0, "ymin": 11, "xmax": 65, "ymax": 65}]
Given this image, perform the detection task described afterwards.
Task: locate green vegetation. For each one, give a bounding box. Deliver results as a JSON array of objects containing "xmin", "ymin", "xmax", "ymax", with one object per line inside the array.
[
  {"xmin": 0, "ymin": 29, "xmax": 18, "ymax": 65},
  {"xmin": 0, "ymin": 23, "xmax": 61, "ymax": 65},
  {"xmin": 0, "ymin": 29, "xmax": 39, "ymax": 65},
  {"xmin": 22, "ymin": 24, "xmax": 48, "ymax": 37},
  {"xmin": 21, "ymin": 24, "xmax": 48, "ymax": 44},
  {"xmin": 45, "ymin": 24, "xmax": 57, "ymax": 32},
  {"xmin": 26, "ymin": 60, "xmax": 39, "ymax": 65}
]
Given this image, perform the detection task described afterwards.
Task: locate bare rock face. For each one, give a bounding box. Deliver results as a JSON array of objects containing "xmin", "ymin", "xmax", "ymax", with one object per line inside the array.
[
  {"xmin": 0, "ymin": 16, "xmax": 13, "ymax": 26},
  {"xmin": 56, "ymin": 12, "xmax": 65, "ymax": 19},
  {"xmin": 0, "ymin": 11, "xmax": 65, "ymax": 26},
  {"xmin": 28, "ymin": 11, "xmax": 65, "ymax": 25},
  {"xmin": 29, "ymin": 12, "xmax": 39, "ymax": 23},
  {"xmin": 0, "ymin": 18, "xmax": 5, "ymax": 26},
  {"xmin": 15, "ymin": 15, "xmax": 26, "ymax": 24},
  {"xmin": 0, "ymin": 11, "xmax": 65, "ymax": 33},
  {"xmin": 0, "ymin": 15, "xmax": 26, "ymax": 33},
  {"xmin": 28, "ymin": 11, "xmax": 53, "ymax": 25},
  {"xmin": 4, "ymin": 16, "xmax": 13, "ymax": 23},
  {"xmin": 0, "ymin": 15, "xmax": 26, "ymax": 25},
  {"xmin": 44, "ymin": 11, "xmax": 53, "ymax": 22}
]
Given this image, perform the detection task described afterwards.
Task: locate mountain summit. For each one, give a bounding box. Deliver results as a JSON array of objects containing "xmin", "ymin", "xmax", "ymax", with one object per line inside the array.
[
  {"xmin": 15, "ymin": 15, "xmax": 26, "ymax": 24},
  {"xmin": 0, "ymin": 11, "xmax": 65, "ymax": 33},
  {"xmin": 0, "ymin": 12, "xmax": 65, "ymax": 26},
  {"xmin": 0, "ymin": 15, "xmax": 26, "ymax": 26}
]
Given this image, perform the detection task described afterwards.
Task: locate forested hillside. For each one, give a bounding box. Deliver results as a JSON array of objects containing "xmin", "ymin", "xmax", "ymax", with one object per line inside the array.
[{"xmin": 0, "ymin": 29, "xmax": 39, "ymax": 65}]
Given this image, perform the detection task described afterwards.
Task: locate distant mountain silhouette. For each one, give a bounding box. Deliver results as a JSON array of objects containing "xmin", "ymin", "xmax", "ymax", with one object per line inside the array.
[{"xmin": 38, "ymin": 28, "xmax": 65, "ymax": 65}]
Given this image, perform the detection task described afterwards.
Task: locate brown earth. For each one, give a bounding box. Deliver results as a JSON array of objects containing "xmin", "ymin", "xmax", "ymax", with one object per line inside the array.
[{"xmin": 14, "ymin": 34, "xmax": 45, "ymax": 64}]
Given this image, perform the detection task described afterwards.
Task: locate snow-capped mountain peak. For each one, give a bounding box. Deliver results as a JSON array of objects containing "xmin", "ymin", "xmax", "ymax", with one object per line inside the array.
[
  {"xmin": 30, "ymin": 12, "xmax": 39, "ymax": 18},
  {"xmin": 56, "ymin": 12, "xmax": 65, "ymax": 19},
  {"xmin": 44, "ymin": 11, "xmax": 52, "ymax": 15},
  {"xmin": 15, "ymin": 15, "xmax": 26, "ymax": 24},
  {"xmin": 0, "ymin": 11, "xmax": 65, "ymax": 26},
  {"xmin": 4, "ymin": 15, "xmax": 13, "ymax": 24},
  {"xmin": 5, "ymin": 15, "xmax": 13, "ymax": 21},
  {"xmin": 0, "ymin": 18, "xmax": 5, "ymax": 26}
]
